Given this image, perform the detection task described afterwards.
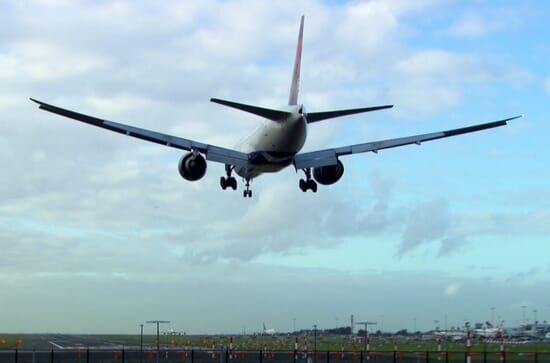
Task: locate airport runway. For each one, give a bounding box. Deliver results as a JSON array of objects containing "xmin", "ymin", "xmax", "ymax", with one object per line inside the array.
[{"xmin": 7, "ymin": 334, "xmax": 134, "ymax": 350}]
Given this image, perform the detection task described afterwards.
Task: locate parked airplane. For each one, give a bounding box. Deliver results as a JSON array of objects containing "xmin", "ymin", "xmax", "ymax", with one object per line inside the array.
[
  {"xmin": 474, "ymin": 321, "xmax": 503, "ymax": 338},
  {"xmin": 434, "ymin": 328, "xmax": 467, "ymax": 341},
  {"xmin": 31, "ymin": 16, "xmax": 520, "ymax": 198}
]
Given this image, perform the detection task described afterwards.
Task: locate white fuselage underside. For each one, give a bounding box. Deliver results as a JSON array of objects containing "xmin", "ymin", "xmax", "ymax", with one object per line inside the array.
[{"xmin": 234, "ymin": 106, "xmax": 307, "ymax": 179}]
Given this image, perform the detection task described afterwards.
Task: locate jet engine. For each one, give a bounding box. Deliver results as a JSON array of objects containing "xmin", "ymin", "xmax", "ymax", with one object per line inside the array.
[
  {"xmin": 178, "ymin": 152, "xmax": 207, "ymax": 181},
  {"xmin": 313, "ymin": 160, "xmax": 344, "ymax": 185}
]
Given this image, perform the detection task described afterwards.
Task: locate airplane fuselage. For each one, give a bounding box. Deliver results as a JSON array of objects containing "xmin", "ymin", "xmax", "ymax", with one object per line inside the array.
[{"xmin": 235, "ymin": 105, "xmax": 307, "ymax": 179}]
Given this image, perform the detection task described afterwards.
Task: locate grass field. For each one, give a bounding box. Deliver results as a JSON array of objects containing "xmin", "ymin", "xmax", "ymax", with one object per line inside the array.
[
  {"xmin": 82, "ymin": 335, "xmax": 550, "ymax": 353},
  {"xmin": 0, "ymin": 336, "xmax": 19, "ymax": 350},
  {"xmin": 1, "ymin": 334, "xmax": 549, "ymax": 354}
]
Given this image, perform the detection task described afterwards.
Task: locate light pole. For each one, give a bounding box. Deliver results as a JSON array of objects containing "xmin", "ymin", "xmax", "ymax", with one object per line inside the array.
[
  {"xmin": 490, "ymin": 307, "xmax": 496, "ymax": 325},
  {"xmin": 356, "ymin": 322, "xmax": 377, "ymax": 351},
  {"xmin": 140, "ymin": 324, "xmax": 144, "ymax": 352},
  {"xmin": 293, "ymin": 318, "xmax": 296, "ymax": 333},
  {"xmin": 313, "ymin": 324, "xmax": 318, "ymax": 363},
  {"xmin": 147, "ymin": 320, "xmax": 170, "ymax": 363},
  {"xmin": 533, "ymin": 309, "xmax": 538, "ymax": 324},
  {"xmin": 140, "ymin": 323, "xmax": 144, "ymax": 363}
]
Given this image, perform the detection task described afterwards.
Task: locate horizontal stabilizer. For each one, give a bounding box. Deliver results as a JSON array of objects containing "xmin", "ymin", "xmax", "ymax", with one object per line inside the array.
[
  {"xmin": 306, "ymin": 105, "xmax": 393, "ymax": 123},
  {"xmin": 211, "ymin": 98, "xmax": 291, "ymax": 122}
]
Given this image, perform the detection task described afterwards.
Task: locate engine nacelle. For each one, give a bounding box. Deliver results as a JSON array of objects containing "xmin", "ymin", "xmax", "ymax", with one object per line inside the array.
[
  {"xmin": 178, "ymin": 152, "xmax": 207, "ymax": 181},
  {"xmin": 313, "ymin": 160, "xmax": 344, "ymax": 185}
]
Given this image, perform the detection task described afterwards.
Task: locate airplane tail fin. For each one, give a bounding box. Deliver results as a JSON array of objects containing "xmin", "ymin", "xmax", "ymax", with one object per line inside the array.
[
  {"xmin": 211, "ymin": 98, "xmax": 291, "ymax": 122},
  {"xmin": 306, "ymin": 105, "xmax": 394, "ymax": 123},
  {"xmin": 288, "ymin": 15, "xmax": 304, "ymax": 106}
]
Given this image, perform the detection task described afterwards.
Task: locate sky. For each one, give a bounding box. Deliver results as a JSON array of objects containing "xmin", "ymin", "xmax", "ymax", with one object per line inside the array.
[{"xmin": 0, "ymin": 0, "xmax": 549, "ymax": 334}]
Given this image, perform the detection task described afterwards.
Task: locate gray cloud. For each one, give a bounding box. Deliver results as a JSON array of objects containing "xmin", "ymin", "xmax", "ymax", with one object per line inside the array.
[
  {"xmin": 437, "ymin": 237, "xmax": 466, "ymax": 257},
  {"xmin": 0, "ymin": 263, "xmax": 548, "ymax": 333},
  {"xmin": 506, "ymin": 267, "xmax": 542, "ymax": 284},
  {"xmin": 398, "ymin": 198, "xmax": 451, "ymax": 256}
]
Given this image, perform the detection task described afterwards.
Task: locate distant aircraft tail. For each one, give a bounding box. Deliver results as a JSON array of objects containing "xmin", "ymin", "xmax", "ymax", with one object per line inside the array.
[{"xmin": 288, "ymin": 15, "xmax": 304, "ymax": 106}]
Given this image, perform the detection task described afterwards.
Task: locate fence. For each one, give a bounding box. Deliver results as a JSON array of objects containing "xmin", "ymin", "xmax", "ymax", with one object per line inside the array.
[{"xmin": 0, "ymin": 349, "xmax": 549, "ymax": 363}]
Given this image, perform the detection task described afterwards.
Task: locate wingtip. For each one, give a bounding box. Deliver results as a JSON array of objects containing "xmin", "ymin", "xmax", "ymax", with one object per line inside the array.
[{"xmin": 509, "ymin": 115, "xmax": 523, "ymax": 121}]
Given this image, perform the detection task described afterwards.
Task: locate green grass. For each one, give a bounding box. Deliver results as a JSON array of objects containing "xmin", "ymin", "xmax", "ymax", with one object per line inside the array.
[
  {"xmin": 89, "ymin": 335, "xmax": 550, "ymax": 353},
  {"xmin": 2, "ymin": 334, "xmax": 549, "ymax": 354},
  {"xmin": 0, "ymin": 335, "xmax": 22, "ymax": 350}
]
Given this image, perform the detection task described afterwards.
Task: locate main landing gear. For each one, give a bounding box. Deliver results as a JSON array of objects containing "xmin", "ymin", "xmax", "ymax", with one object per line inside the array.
[
  {"xmin": 220, "ymin": 164, "xmax": 237, "ymax": 191},
  {"xmin": 299, "ymin": 168, "xmax": 317, "ymax": 192},
  {"xmin": 243, "ymin": 178, "xmax": 252, "ymax": 198}
]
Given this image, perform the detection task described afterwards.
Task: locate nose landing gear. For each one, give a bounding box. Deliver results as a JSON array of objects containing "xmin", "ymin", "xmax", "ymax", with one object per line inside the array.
[
  {"xmin": 220, "ymin": 164, "xmax": 237, "ymax": 191},
  {"xmin": 299, "ymin": 168, "xmax": 317, "ymax": 192}
]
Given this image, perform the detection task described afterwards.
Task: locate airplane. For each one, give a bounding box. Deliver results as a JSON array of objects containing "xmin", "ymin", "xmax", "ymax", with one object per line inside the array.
[
  {"xmin": 474, "ymin": 321, "xmax": 503, "ymax": 338},
  {"xmin": 263, "ymin": 322, "xmax": 276, "ymax": 335},
  {"xmin": 30, "ymin": 16, "xmax": 520, "ymax": 198},
  {"xmin": 434, "ymin": 328, "xmax": 467, "ymax": 341}
]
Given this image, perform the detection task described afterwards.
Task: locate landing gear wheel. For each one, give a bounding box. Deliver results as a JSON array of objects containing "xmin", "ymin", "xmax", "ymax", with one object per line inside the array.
[
  {"xmin": 299, "ymin": 168, "xmax": 318, "ymax": 193},
  {"xmin": 221, "ymin": 165, "xmax": 238, "ymax": 191},
  {"xmin": 243, "ymin": 190, "xmax": 247, "ymax": 198},
  {"xmin": 299, "ymin": 179, "xmax": 307, "ymax": 192},
  {"xmin": 307, "ymin": 179, "xmax": 318, "ymax": 193},
  {"xmin": 228, "ymin": 177, "xmax": 237, "ymax": 190}
]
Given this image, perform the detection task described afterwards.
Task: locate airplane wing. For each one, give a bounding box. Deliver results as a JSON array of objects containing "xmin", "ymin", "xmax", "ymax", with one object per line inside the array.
[
  {"xmin": 293, "ymin": 116, "xmax": 521, "ymax": 169},
  {"xmin": 30, "ymin": 98, "xmax": 250, "ymax": 167}
]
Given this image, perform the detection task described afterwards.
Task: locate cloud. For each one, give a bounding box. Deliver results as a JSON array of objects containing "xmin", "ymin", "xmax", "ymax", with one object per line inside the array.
[
  {"xmin": 437, "ymin": 237, "xmax": 466, "ymax": 257},
  {"xmin": 174, "ymin": 171, "xmax": 399, "ymax": 262},
  {"xmin": 444, "ymin": 283, "xmax": 460, "ymax": 297},
  {"xmin": 1, "ymin": 264, "xmax": 548, "ymax": 333},
  {"xmin": 545, "ymin": 77, "xmax": 550, "ymax": 94},
  {"xmin": 398, "ymin": 198, "xmax": 451, "ymax": 256},
  {"xmin": 447, "ymin": 9, "xmax": 522, "ymax": 38},
  {"xmin": 387, "ymin": 50, "xmax": 532, "ymax": 116},
  {"xmin": 506, "ymin": 267, "xmax": 541, "ymax": 284}
]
